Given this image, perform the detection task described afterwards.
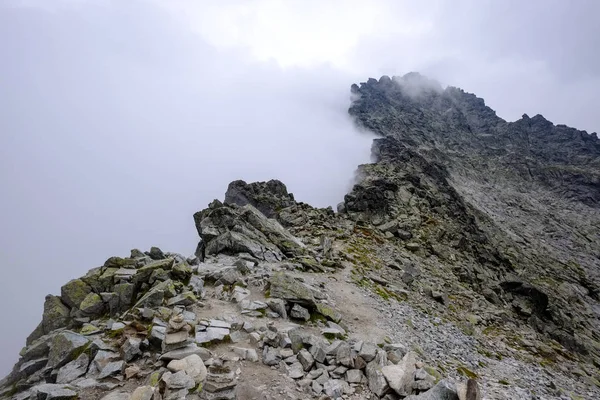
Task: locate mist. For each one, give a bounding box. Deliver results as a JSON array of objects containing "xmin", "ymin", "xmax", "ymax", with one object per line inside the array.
[
  {"xmin": 1, "ymin": 0, "xmax": 600, "ymax": 376},
  {"xmin": 0, "ymin": 2, "xmax": 375, "ymax": 374}
]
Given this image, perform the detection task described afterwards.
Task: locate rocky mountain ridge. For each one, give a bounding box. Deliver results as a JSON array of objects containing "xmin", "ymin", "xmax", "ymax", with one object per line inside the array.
[{"xmin": 1, "ymin": 74, "xmax": 599, "ymax": 400}]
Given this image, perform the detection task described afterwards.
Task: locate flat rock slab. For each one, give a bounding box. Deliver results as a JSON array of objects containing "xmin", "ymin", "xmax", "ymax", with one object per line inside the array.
[
  {"xmin": 47, "ymin": 331, "xmax": 90, "ymax": 369},
  {"xmin": 31, "ymin": 383, "xmax": 79, "ymax": 400},
  {"xmin": 195, "ymin": 327, "xmax": 230, "ymax": 344}
]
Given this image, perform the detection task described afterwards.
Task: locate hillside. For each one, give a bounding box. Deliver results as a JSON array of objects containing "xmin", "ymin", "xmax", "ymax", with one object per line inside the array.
[{"xmin": 1, "ymin": 74, "xmax": 599, "ymax": 400}]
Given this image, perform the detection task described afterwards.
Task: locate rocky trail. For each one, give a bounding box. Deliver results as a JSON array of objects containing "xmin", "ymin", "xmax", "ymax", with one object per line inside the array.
[{"xmin": 2, "ymin": 74, "xmax": 600, "ymax": 399}]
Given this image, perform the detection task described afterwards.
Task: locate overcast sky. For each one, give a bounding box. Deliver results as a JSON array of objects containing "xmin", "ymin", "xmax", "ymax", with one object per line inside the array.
[{"xmin": 1, "ymin": 0, "xmax": 598, "ymax": 376}]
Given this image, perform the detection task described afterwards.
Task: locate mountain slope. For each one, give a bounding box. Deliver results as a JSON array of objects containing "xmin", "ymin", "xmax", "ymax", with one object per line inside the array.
[
  {"xmin": 347, "ymin": 73, "xmax": 600, "ymax": 360},
  {"xmin": 1, "ymin": 74, "xmax": 599, "ymax": 400}
]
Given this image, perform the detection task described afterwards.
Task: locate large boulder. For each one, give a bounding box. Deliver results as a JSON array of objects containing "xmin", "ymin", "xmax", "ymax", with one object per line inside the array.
[
  {"xmin": 60, "ymin": 279, "xmax": 92, "ymax": 309},
  {"xmin": 404, "ymin": 380, "xmax": 459, "ymax": 400},
  {"xmin": 224, "ymin": 179, "xmax": 296, "ymax": 219},
  {"xmin": 41, "ymin": 295, "xmax": 71, "ymax": 335},
  {"xmin": 194, "ymin": 200, "xmax": 304, "ymax": 261},
  {"xmin": 47, "ymin": 331, "xmax": 90, "ymax": 369}
]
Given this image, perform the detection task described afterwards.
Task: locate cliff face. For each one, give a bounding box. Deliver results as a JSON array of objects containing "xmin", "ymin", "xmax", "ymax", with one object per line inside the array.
[
  {"xmin": 346, "ymin": 73, "xmax": 600, "ymax": 359},
  {"xmin": 2, "ymin": 75, "xmax": 600, "ymax": 400}
]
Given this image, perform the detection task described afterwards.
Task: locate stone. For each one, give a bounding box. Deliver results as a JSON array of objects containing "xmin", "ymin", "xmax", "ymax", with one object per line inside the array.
[
  {"xmin": 381, "ymin": 352, "xmax": 417, "ymax": 397},
  {"xmin": 124, "ymin": 364, "xmax": 141, "ymax": 379},
  {"xmin": 162, "ymin": 370, "xmax": 195, "ymax": 390},
  {"xmin": 167, "ymin": 354, "xmax": 207, "ymax": 384},
  {"xmin": 167, "ymin": 291, "xmax": 197, "ymax": 307},
  {"xmin": 298, "ymin": 349, "xmax": 315, "ymax": 371},
  {"xmin": 231, "ymin": 286, "xmax": 251, "ymax": 303},
  {"xmin": 99, "ymin": 391, "xmax": 130, "ymax": 400},
  {"xmin": 404, "ymin": 380, "xmax": 459, "ymax": 400},
  {"xmin": 195, "ymin": 327, "xmax": 229, "ymax": 344},
  {"xmin": 163, "ymin": 331, "xmax": 191, "ymax": 352},
  {"xmin": 79, "ymin": 292, "xmax": 104, "ymax": 316},
  {"xmin": 169, "ymin": 314, "xmax": 188, "ymax": 331},
  {"xmin": 80, "ymin": 323, "xmax": 101, "ymax": 336},
  {"xmin": 189, "ymin": 275, "xmax": 205, "ymax": 297},
  {"xmin": 358, "ymin": 342, "xmax": 378, "ymax": 362},
  {"xmin": 309, "ymin": 343, "xmax": 327, "ymax": 364},
  {"xmin": 171, "ymin": 262, "xmax": 192, "ymax": 281},
  {"xmin": 149, "ymin": 325, "xmax": 166, "ymax": 347},
  {"xmin": 336, "ymin": 342, "xmax": 354, "ymax": 368},
  {"xmin": 315, "ymin": 302, "xmax": 342, "ymax": 323},
  {"xmin": 41, "ymin": 295, "xmax": 70, "ymax": 335},
  {"xmin": 406, "ymin": 242, "xmax": 421, "ymax": 252},
  {"xmin": 323, "ymin": 379, "xmax": 343, "ymax": 399},
  {"xmin": 268, "ymin": 273, "xmax": 319, "ymax": 306},
  {"xmin": 366, "ymin": 351, "xmax": 389, "ymax": 397},
  {"xmin": 346, "ymin": 369, "xmax": 364, "ymax": 384},
  {"xmin": 148, "ymin": 246, "xmax": 166, "ymax": 260},
  {"xmin": 56, "ymin": 353, "xmax": 89, "ymax": 384},
  {"xmin": 92, "ymin": 350, "xmax": 121, "ymax": 371},
  {"xmin": 19, "ymin": 358, "xmax": 48, "ymax": 375},
  {"xmin": 120, "ymin": 337, "xmax": 142, "ymax": 362},
  {"xmin": 30, "ymin": 383, "xmax": 79, "ymax": 400},
  {"xmin": 312, "ymin": 380, "xmax": 323, "ymax": 394},
  {"xmin": 262, "ymin": 346, "xmax": 281, "ymax": 366},
  {"xmin": 430, "ymin": 289, "xmax": 449, "ymax": 305},
  {"xmin": 288, "ymin": 362, "xmax": 305, "ymax": 379},
  {"xmin": 98, "ymin": 360, "xmax": 125, "ymax": 379},
  {"xmin": 130, "ymin": 386, "xmax": 155, "ymax": 400},
  {"xmin": 160, "ymin": 344, "xmax": 211, "ymax": 361},
  {"xmin": 61, "ymin": 279, "xmax": 93, "ymax": 309},
  {"xmin": 47, "ymin": 331, "xmax": 90, "ymax": 369},
  {"xmin": 266, "ymin": 298, "xmax": 287, "ymax": 319},
  {"xmin": 456, "ymin": 379, "xmax": 481, "ymax": 400},
  {"xmin": 290, "ymin": 303, "xmax": 310, "ymax": 321}
]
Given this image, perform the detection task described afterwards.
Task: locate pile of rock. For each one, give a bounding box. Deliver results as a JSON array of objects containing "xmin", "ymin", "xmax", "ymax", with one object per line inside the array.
[
  {"xmin": 248, "ymin": 322, "xmax": 456, "ymax": 399},
  {"xmin": 201, "ymin": 364, "xmax": 237, "ymax": 400}
]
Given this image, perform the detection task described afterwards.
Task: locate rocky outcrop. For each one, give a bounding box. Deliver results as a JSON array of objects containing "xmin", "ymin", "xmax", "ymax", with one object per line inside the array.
[
  {"xmin": 348, "ymin": 73, "xmax": 600, "ymax": 363},
  {"xmin": 3, "ymin": 74, "xmax": 600, "ymax": 400},
  {"xmin": 224, "ymin": 180, "xmax": 296, "ymax": 219}
]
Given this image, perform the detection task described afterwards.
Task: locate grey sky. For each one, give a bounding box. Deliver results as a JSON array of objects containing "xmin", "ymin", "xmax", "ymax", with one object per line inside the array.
[{"xmin": 0, "ymin": 0, "xmax": 598, "ymax": 376}]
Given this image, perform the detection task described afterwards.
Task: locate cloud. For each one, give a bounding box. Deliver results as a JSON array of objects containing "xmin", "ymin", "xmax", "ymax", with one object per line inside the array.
[{"xmin": 1, "ymin": 0, "xmax": 599, "ymax": 376}]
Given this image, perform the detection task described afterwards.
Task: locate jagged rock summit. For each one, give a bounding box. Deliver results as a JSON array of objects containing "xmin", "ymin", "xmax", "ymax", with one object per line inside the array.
[{"xmin": 2, "ymin": 73, "xmax": 599, "ymax": 400}]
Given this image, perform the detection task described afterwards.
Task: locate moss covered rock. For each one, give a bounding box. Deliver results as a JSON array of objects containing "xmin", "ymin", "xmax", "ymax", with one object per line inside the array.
[
  {"xmin": 47, "ymin": 331, "xmax": 90, "ymax": 369},
  {"xmin": 42, "ymin": 295, "xmax": 71, "ymax": 335},
  {"xmin": 60, "ymin": 279, "xmax": 92, "ymax": 309},
  {"xmin": 79, "ymin": 292, "xmax": 104, "ymax": 316}
]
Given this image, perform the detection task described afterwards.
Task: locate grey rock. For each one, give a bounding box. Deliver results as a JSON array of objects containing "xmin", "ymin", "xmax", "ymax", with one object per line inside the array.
[
  {"xmin": 404, "ymin": 380, "xmax": 459, "ymax": 400},
  {"xmin": 167, "ymin": 354, "xmax": 207, "ymax": 384},
  {"xmin": 358, "ymin": 342, "xmax": 378, "ymax": 362},
  {"xmin": 266, "ymin": 298, "xmax": 287, "ymax": 319},
  {"xmin": 166, "ymin": 291, "xmax": 197, "ymax": 306},
  {"xmin": 161, "ymin": 344, "xmax": 211, "ymax": 361},
  {"xmin": 288, "ymin": 362, "xmax": 305, "ymax": 379},
  {"xmin": 47, "ymin": 331, "xmax": 90, "ymax": 369},
  {"xmin": 297, "ymin": 349, "xmax": 315, "ymax": 371},
  {"xmin": 335, "ymin": 342, "xmax": 354, "ymax": 368},
  {"xmin": 366, "ymin": 350, "xmax": 389, "ymax": 397},
  {"xmin": 195, "ymin": 327, "xmax": 229, "ymax": 344},
  {"xmin": 98, "ymin": 360, "xmax": 125, "ymax": 379},
  {"xmin": 31, "ymin": 383, "xmax": 79, "ymax": 400},
  {"xmin": 162, "ymin": 330, "xmax": 192, "ymax": 352},
  {"xmin": 162, "ymin": 370, "xmax": 195, "ymax": 390},
  {"xmin": 323, "ymin": 379, "xmax": 343, "ymax": 399},
  {"xmin": 56, "ymin": 353, "xmax": 89, "ymax": 384},
  {"xmin": 381, "ymin": 351, "xmax": 417, "ymax": 397},
  {"xmin": 120, "ymin": 337, "xmax": 142, "ymax": 362},
  {"xmin": 290, "ymin": 303, "xmax": 310, "ymax": 321},
  {"xmin": 346, "ymin": 369, "xmax": 365, "ymax": 384},
  {"xmin": 262, "ymin": 346, "xmax": 281, "ymax": 366},
  {"xmin": 130, "ymin": 386, "xmax": 155, "ymax": 400},
  {"xmin": 100, "ymin": 392, "xmax": 130, "ymax": 400}
]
